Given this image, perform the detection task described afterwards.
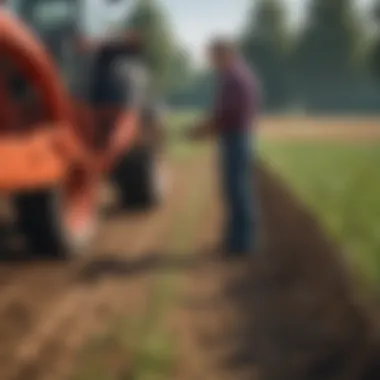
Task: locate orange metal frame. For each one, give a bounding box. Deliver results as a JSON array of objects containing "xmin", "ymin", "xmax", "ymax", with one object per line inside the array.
[{"xmin": 0, "ymin": 10, "xmax": 139, "ymax": 194}]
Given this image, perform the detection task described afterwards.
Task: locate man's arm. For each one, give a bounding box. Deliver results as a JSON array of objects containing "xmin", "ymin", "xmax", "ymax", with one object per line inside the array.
[
  {"xmin": 186, "ymin": 78, "xmax": 227, "ymax": 140},
  {"xmin": 188, "ymin": 72, "xmax": 249, "ymax": 139},
  {"xmin": 186, "ymin": 117, "xmax": 216, "ymax": 140}
]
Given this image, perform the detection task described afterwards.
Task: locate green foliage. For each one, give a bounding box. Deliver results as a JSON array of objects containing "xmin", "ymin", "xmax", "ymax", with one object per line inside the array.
[
  {"xmin": 125, "ymin": 0, "xmax": 177, "ymax": 91},
  {"xmin": 167, "ymin": 68, "xmax": 216, "ymax": 109},
  {"xmin": 369, "ymin": 41, "xmax": 380, "ymax": 79},
  {"xmin": 242, "ymin": 0, "xmax": 289, "ymax": 52},
  {"xmin": 293, "ymin": 0, "xmax": 361, "ymax": 76},
  {"xmin": 291, "ymin": 0, "xmax": 364, "ymax": 109},
  {"xmin": 260, "ymin": 139, "xmax": 380, "ymax": 288},
  {"xmin": 369, "ymin": 2, "xmax": 380, "ymax": 80},
  {"xmin": 166, "ymin": 48, "xmax": 194, "ymax": 93},
  {"xmin": 241, "ymin": 0, "xmax": 290, "ymax": 110}
]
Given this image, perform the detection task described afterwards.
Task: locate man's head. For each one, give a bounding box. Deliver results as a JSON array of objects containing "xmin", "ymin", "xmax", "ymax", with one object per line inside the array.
[{"xmin": 208, "ymin": 37, "xmax": 238, "ymax": 71}]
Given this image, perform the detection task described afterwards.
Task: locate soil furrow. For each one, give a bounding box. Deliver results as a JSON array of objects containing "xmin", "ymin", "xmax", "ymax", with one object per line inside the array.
[
  {"xmin": 2, "ymin": 157, "xmax": 200, "ymax": 380},
  {"xmin": 172, "ymin": 162, "xmax": 379, "ymax": 380},
  {"xmin": 172, "ymin": 157, "xmax": 231, "ymax": 380},
  {"xmin": 36, "ymin": 157, "xmax": 204, "ymax": 380}
]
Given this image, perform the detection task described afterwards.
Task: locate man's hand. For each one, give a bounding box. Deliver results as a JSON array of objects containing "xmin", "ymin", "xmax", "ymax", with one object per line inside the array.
[{"xmin": 185, "ymin": 120, "xmax": 214, "ymax": 141}]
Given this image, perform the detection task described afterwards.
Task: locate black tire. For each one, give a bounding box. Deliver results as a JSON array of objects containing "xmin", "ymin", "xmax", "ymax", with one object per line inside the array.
[
  {"xmin": 13, "ymin": 189, "xmax": 95, "ymax": 259},
  {"xmin": 112, "ymin": 147, "xmax": 164, "ymax": 210}
]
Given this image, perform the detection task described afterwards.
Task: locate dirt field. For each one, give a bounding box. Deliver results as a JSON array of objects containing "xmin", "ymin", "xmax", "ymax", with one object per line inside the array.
[
  {"xmin": 0, "ymin": 155, "xmax": 206, "ymax": 380},
  {"xmin": 0, "ymin": 146, "xmax": 379, "ymax": 380},
  {"xmin": 173, "ymin": 163, "xmax": 380, "ymax": 380},
  {"xmin": 260, "ymin": 116, "xmax": 380, "ymax": 142}
]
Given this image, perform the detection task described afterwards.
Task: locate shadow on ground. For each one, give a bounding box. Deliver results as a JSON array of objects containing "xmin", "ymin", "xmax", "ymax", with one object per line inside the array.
[
  {"xmin": 77, "ymin": 252, "xmax": 214, "ymax": 284},
  {"xmin": 211, "ymin": 165, "xmax": 380, "ymax": 380},
  {"xmin": 0, "ymin": 164, "xmax": 379, "ymax": 380},
  {"xmin": 0, "ymin": 205, "xmax": 157, "ymax": 264},
  {"xmin": 0, "ymin": 221, "xmax": 38, "ymax": 263}
]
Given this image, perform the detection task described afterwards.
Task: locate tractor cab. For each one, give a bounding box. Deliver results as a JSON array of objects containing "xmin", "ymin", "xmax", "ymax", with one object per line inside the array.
[
  {"xmin": 8, "ymin": 0, "xmax": 80, "ymax": 90},
  {"xmin": 6, "ymin": 0, "xmax": 150, "ymax": 147},
  {"xmin": 7, "ymin": 0, "xmax": 144, "ymax": 97},
  {"xmin": 8, "ymin": 0, "xmax": 149, "ymax": 99}
]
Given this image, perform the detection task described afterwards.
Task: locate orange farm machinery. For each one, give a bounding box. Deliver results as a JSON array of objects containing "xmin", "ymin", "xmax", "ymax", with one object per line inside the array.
[{"xmin": 0, "ymin": 1, "xmax": 165, "ymax": 258}]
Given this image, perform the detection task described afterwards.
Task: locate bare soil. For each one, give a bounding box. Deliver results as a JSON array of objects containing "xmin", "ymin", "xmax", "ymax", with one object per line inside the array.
[
  {"xmin": 172, "ymin": 161, "xmax": 380, "ymax": 380},
  {"xmin": 0, "ymin": 157, "xmax": 201, "ymax": 380},
  {"xmin": 260, "ymin": 117, "xmax": 380, "ymax": 142},
  {"xmin": 0, "ymin": 150, "xmax": 379, "ymax": 380}
]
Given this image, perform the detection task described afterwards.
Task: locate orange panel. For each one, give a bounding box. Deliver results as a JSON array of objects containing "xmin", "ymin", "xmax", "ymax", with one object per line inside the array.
[
  {"xmin": 0, "ymin": 11, "xmax": 95, "ymax": 193},
  {"xmin": 0, "ymin": 11, "xmax": 140, "ymax": 195},
  {"xmin": 0, "ymin": 129, "xmax": 66, "ymax": 193}
]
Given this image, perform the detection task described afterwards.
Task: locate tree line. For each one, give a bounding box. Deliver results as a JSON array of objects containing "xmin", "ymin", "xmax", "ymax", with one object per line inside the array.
[{"xmin": 125, "ymin": 0, "xmax": 380, "ymax": 113}]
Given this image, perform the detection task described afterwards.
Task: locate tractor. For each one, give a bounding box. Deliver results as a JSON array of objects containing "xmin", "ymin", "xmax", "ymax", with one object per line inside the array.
[{"xmin": 0, "ymin": 0, "xmax": 166, "ymax": 258}]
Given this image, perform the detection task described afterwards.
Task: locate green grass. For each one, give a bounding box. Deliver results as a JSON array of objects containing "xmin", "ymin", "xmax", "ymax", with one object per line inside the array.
[
  {"xmin": 260, "ymin": 138, "xmax": 380, "ymax": 288},
  {"xmin": 167, "ymin": 110, "xmax": 380, "ymax": 288},
  {"xmin": 72, "ymin": 143, "xmax": 210, "ymax": 380},
  {"xmin": 72, "ymin": 315, "xmax": 177, "ymax": 380}
]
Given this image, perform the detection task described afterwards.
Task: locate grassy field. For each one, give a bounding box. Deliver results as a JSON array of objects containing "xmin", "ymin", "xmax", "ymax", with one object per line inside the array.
[
  {"xmin": 72, "ymin": 177, "xmax": 209, "ymax": 380},
  {"xmin": 71, "ymin": 115, "xmax": 380, "ymax": 379},
  {"xmin": 169, "ymin": 112, "xmax": 380, "ymax": 287},
  {"xmin": 260, "ymin": 138, "xmax": 380, "ymax": 288},
  {"xmin": 72, "ymin": 125, "xmax": 210, "ymax": 380}
]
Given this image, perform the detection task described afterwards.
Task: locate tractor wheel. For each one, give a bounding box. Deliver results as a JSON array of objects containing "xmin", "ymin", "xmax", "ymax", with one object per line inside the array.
[
  {"xmin": 13, "ymin": 187, "xmax": 97, "ymax": 259},
  {"xmin": 112, "ymin": 148, "xmax": 167, "ymax": 210}
]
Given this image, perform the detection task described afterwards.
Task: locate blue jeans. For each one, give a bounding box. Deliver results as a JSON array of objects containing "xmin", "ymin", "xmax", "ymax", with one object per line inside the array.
[{"xmin": 219, "ymin": 129, "xmax": 256, "ymax": 253}]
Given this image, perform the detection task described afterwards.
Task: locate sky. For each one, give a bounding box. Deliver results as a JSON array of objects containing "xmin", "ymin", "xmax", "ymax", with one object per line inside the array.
[
  {"xmin": 85, "ymin": 0, "xmax": 374, "ymax": 64},
  {"xmin": 162, "ymin": 0, "xmax": 299, "ymax": 54}
]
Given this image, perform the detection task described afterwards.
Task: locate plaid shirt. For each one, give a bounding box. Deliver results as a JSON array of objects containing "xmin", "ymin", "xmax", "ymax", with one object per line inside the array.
[{"xmin": 212, "ymin": 59, "xmax": 260, "ymax": 132}]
